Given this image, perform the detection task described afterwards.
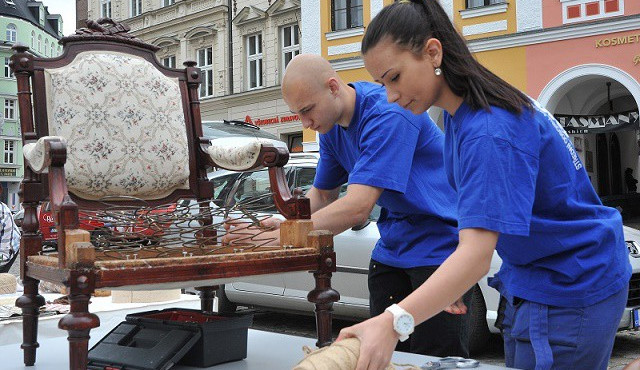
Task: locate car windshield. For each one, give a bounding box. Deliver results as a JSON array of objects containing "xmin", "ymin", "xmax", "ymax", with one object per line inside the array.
[{"xmin": 202, "ymin": 121, "xmax": 281, "ymax": 141}]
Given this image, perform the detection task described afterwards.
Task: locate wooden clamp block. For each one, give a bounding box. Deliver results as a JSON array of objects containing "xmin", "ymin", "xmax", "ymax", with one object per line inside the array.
[
  {"xmin": 64, "ymin": 229, "xmax": 93, "ymax": 268},
  {"xmin": 307, "ymin": 230, "xmax": 333, "ymax": 253},
  {"xmin": 280, "ymin": 219, "xmax": 314, "ymax": 248}
]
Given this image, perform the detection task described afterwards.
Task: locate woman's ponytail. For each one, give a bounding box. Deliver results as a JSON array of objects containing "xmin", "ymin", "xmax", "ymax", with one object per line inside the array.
[{"xmin": 363, "ymin": 0, "xmax": 532, "ymax": 114}]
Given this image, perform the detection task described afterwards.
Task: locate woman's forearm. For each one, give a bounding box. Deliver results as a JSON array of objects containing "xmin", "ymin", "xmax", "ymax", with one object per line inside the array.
[{"xmin": 398, "ymin": 228, "xmax": 497, "ymax": 325}]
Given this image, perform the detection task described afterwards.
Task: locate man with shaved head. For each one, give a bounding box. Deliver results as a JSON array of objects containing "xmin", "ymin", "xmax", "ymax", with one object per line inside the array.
[
  {"xmin": 229, "ymin": 54, "xmax": 471, "ymax": 356},
  {"xmin": 283, "ymin": 54, "xmax": 473, "ymax": 357}
]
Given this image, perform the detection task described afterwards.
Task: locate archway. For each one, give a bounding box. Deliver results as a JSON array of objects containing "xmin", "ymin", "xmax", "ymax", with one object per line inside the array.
[{"xmin": 538, "ymin": 64, "xmax": 640, "ymax": 201}]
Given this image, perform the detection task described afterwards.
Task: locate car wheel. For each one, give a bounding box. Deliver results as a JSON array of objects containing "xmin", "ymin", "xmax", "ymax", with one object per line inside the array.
[
  {"xmin": 468, "ymin": 284, "xmax": 492, "ymax": 355},
  {"xmin": 215, "ymin": 284, "xmax": 237, "ymax": 313}
]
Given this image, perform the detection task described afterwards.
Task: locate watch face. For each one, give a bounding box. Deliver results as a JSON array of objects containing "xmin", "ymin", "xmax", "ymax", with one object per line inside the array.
[{"xmin": 396, "ymin": 314, "xmax": 414, "ymax": 335}]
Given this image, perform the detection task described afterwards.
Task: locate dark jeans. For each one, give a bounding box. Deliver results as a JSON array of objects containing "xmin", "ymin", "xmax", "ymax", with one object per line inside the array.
[{"xmin": 368, "ymin": 259, "xmax": 472, "ymax": 357}]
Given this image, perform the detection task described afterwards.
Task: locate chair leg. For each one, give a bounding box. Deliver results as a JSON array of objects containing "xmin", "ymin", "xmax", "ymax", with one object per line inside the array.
[
  {"xmin": 58, "ymin": 284, "xmax": 100, "ymax": 370},
  {"xmin": 15, "ymin": 277, "xmax": 46, "ymax": 366},
  {"xmin": 194, "ymin": 286, "xmax": 216, "ymax": 313},
  {"xmin": 307, "ymin": 271, "xmax": 339, "ymax": 348}
]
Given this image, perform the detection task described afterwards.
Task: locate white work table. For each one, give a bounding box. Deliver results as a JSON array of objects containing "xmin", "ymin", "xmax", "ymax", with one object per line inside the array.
[
  {"xmin": 0, "ymin": 293, "xmax": 510, "ymax": 370},
  {"xmin": 0, "ymin": 328, "xmax": 510, "ymax": 370}
]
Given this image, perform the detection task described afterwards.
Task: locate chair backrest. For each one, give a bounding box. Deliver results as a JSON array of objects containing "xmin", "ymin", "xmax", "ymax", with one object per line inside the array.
[
  {"xmin": 12, "ymin": 19, "xmax": 210, "ymax": 206},
  {"xmin": 44, "ymin": 51, "xmax": 190, "ymax": 200}
]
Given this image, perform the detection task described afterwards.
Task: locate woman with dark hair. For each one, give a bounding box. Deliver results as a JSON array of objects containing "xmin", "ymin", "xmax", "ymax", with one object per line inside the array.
[{"xmin": 336, "ymin": 1, "xmax": 632, "ymax": 369}]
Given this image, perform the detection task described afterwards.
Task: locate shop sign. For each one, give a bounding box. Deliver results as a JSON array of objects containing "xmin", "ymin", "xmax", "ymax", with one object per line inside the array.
[
  {"xmin": 555, "ymin": 110, "xmax": 639, "ymax": 134},
  {"xmin": 244, "ymin": 114, "xmax": 300, "ymax": 126},
  {"xmin": 0, "ymin": 167, "xmax": 16, "ymax": 177},
  {"xmin": 595, "ymin": 33, "xmax": 640, "ymax": 48}
]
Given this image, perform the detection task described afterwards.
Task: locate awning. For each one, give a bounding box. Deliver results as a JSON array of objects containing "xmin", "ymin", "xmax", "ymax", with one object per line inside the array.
[{"xmin": 555, "ymin": 110, "xmax": 639, "ymax": 134}]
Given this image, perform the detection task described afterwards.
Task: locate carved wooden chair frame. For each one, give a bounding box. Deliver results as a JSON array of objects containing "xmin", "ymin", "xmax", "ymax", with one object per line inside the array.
[{"xmin": 11, "ymin": 19, "xmax": 338, "ymax": 370}]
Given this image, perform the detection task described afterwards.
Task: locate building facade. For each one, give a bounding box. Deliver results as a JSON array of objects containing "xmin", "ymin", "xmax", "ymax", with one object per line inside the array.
[
  {"xmin": 0, "ymin": 0, "xmax": 63, "ymax": 210},
  {"xmin": 86, "ymin": 0, "xmax": 305, "ymax": 152},
  {"xmin": 303, "ymin": 0, "xmax": 640, "ymax": 201}
]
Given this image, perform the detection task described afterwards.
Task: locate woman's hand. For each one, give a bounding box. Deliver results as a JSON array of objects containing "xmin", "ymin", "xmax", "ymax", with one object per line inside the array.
[{"xmin": 336, "ymin": 311, "xmax": 398, "ymax": 370}]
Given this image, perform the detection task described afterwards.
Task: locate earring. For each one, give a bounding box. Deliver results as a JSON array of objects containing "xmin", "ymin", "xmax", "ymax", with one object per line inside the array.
[{"xmin": 434, "ymin": 67, "xmax": 442, "ymax": 76}]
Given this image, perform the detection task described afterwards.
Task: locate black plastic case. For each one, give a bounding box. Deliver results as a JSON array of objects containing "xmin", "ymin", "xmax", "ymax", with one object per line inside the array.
[{"xmin": 88, "ymin": 308, "xmax": 254, "ymax": 369}]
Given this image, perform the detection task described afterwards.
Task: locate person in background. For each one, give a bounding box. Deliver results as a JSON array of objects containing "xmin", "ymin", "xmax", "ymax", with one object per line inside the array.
[
  {"xmin": 625, "ymin": 167, "xmax": 637, "ymax": 193},
  {"xmin": 0, "ymin": 188, "xmax": 20, "ymax": 273},
  {"xmin": 337, "ymin": 1, "xmax": 632, "ymax": 369}
]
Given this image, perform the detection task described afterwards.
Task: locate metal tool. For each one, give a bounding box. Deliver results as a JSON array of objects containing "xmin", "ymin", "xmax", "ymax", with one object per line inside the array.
[{"xmin": 421, "ymin": 356, "xmax": 480, "ymax": 369}]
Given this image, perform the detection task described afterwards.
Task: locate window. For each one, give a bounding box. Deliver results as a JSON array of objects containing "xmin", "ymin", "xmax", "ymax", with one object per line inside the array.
[
  {"xmin": 162, "ymin": 55, "xmax": 176, "ymax": 68},
  {"xmin": 605, "ymin": 0, "xmax": 620, "ymax": 12},
  {"xmin": 50, "ymin": 41, "xmax": 54, "ymax": 57},
  {"xmin": 37, "ymin": 35, "xmax": 41, "ymax": 53},
  {"xmin": 562, "ymin": 0, "xmax": 624, "ymax": 23},
  {"xmin": 466, "ymin": 0, "xmax": 504, "ymax": 8},
  {"xmin": 44, "ymin": 39, "xmax": 48, "ymax": 56},
  {"xmin": 247, "ymin": 34, "xmax": 263, "ymax": 89},
  {"xmin": 4, "ymin": 99, "xmax": 15, "ymax": 120},
  {"xmin": 212, "ymin": 173, "xmax": 241, "ymax": 203},
  {"xmin": 101, "ymin": 0, "xmax": 112, "ymax": 18},
  {"xmin": 131, "ymin": 0, "xmax": 142, "ymax": 17},
  {"xmin": 331, "ymin": 0, "xmax": 363, "ymax": 31},
  {"xmin": 5, "ymin": 23, "xmax": 16, "ymax": 43},
  {"xmin": 281, "ymin": 24, "xmax": 300, "ymax": 73},
  {"xmin": 287, "ymin": 133, "xmax": 303, "ymax": 153},
  {"xmin": 30, "ymin": 31, "xmax": 34, "ymax": 49},
  {"xmin": 197, "ymin": 47, "xmax": 213, "ymax": 98},
  {"xmin": 163, "ymin": 0, "xmax": 175, "ymax": 6},
  {"xmin": 4, "ymin": 58, "xmax": 12, "ymax": 78},
  {"xmin": 233, "ymin": 170, "xmax": 277, "ymax": 213},
  {"xmin": 4, "ymin": 141, "xmax": 14, "ymax": 164}
]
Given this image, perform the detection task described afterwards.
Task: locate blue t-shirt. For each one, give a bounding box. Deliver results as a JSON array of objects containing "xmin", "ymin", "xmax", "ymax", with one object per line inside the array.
[
  {"xmin": 314, "ymin": 81, "xmax": 458, "ymax": 268},
  {"xmin": 443, "ymin": 99, "xmax": 632, "ymax": 308}
]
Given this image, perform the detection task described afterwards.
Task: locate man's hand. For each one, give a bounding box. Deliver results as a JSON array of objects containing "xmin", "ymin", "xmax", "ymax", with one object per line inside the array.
[
  {"xmin": 443, "ymin": 297, "xmax": 468, "ymax": 315},
  {"xmin": 221, "ymin": 216, "xmax": 283, "ymax": 245}
]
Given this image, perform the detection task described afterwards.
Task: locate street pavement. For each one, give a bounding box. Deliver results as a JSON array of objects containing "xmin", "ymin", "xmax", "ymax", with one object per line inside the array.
[{"xmin": 247, "ymin": 309, "xmax": 640, "ymax": 369}]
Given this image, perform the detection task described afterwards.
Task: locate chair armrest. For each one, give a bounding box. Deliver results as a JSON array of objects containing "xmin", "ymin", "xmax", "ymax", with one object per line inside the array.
[
  {"xmin": 204, "ymin": 137, "xmax": 289, "ymax": 171},
  {"xmin": 23, "ymin": 136, "xmax": 67, "ymax": 173},
  {"xmin": 23, "ymin": 136, "xmax": 81, "ymax": 268}
]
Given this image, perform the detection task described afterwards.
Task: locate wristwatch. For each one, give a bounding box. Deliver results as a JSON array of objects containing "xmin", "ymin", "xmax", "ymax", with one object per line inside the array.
[{"xmin": 385, "ymin": 303, "xmax": 414, "ymax": 342}]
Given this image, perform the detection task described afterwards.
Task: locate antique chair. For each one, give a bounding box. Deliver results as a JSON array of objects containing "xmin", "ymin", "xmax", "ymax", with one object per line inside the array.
[{"xmin": 11, "ymin": 19, "xmax": 339, "ymax": 369}]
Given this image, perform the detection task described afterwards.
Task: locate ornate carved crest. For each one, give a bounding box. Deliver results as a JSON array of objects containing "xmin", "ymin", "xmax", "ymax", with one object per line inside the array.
[{"xmin": 60, "ymin": 18, "xmax": 160, "ymax": 52}]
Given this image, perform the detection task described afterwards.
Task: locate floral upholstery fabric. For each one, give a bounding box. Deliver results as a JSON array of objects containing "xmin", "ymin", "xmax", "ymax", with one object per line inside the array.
[
  {"xmin": 206, "ymin": 137, "xmax": 263, "ymax": 171},
  {"xmin": 23, "ymin": 136, "xmax": 67, "ymax": 173},
  {"xmin": 43, "ymin": 51, "xmax": 190, "ymax": 200}
]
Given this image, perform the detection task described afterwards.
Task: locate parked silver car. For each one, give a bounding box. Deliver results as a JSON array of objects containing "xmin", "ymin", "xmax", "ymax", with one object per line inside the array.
[
  {"xmin": 202, "ymin": 119, "xmax": 288, "ymax": 151},
  {"xmin": 212, "ymin": 153, "xmax": 640, "ymax": 354}
]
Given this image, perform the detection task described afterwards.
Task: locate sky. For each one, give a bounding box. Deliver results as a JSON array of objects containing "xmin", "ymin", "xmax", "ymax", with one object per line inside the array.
[{"xmin": 41, "ymin": 0, "xmax": 77, "ymax": 36}]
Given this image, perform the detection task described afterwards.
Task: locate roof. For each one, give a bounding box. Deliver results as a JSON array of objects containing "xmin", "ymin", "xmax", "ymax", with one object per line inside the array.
[{"xmin": 0, "ymin": 0, "xmax": 62, "ymax": 39}]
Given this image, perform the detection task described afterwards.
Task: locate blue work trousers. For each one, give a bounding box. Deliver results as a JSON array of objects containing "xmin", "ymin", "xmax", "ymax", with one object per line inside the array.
[{"xmin": 501, "ymin": 284, "xmax": 628, "ymax": 370}]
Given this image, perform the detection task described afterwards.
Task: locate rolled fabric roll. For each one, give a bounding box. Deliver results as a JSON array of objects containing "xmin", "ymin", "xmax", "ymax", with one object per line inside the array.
[{"xmin": 294, "ymin": 338, "xmax": 416, "ymax": 370}]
